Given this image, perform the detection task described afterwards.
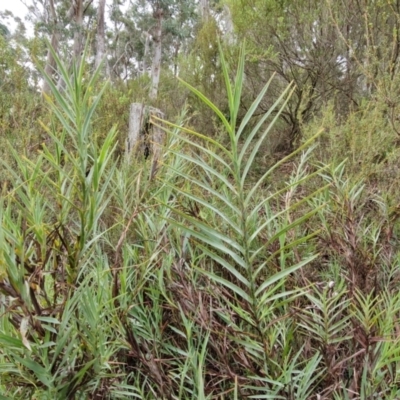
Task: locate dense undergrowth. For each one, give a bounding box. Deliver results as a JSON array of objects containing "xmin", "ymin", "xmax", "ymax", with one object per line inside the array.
[{"xmin": 1, "ymin": 45, "xmax": 400, "ymax": 400}]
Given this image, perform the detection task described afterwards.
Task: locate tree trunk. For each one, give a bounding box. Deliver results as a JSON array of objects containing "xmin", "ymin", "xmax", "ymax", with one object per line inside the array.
[
  {"xmin": 149, "ymin": 7, "xmax": 163, "ymax": 101},
  {"xmin": 73, "ymin": 0, "xmax": 85, "ymax": 63},
  {"xmin": 42, "ymin": 0, "xmax": 59, "ymax": 94},
  {"xmin": 127, "ymin": 103, "xmax": 165, "ymax": 171},
  {"xmin": 95, "ymin": 0, "xmax": 108, "ymax": 74},
  {"xmin": 140, "ymin": 31, "xmax": 151, "ymax": 76},
  {"xmin": 56, "ymin": 1, "xmax": 87, "ymax": 90},
  {"xmin": 41, "ymin": 1, "xmax": 86, "ymax": 93}
]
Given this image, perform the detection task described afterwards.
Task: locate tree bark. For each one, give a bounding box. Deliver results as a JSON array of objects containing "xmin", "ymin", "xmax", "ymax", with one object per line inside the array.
[
  {"xmin": 149, "ymin": 7, "xmax": 163, "ymax": 101},
  {"xmin": 42, "ymin": 0, "xmax": 60, "ymax": 94},
  {"xmin": 95, "ymin": 0, "xmax": 108, "ymax": 74},
  {"xmin": 140, "ymin": 31, "xmax": 151, "ymax": 76},
  {"xmin": 127, "ymin": 103, "xmax": 165, "ymax": 166},
  {"xmin": 41, "ymin": 1, "xmax": 86, "ymax": 94},
  {"xmin": 73, "ymin": 0, "xmax": 85, "ymax": 63}
]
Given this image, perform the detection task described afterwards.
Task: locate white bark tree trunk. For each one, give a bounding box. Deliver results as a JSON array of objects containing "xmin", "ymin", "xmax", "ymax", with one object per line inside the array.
[
  {"xmin": 42, "ymin": 1, "xmax": 89, "ymax": 93},
  {"xmin": 127, "ymin": 103, "xmax": 146, "ymax": 155},
  {"xmin": 127, "ymin": 103, "xmax": 165, "ymax": 171},
  {"xmin": 73, "ymin": 0, "xmax": 85, "ymax": 63},
  {"xmin": 95, "ymin": 0, "xmax": 108, "ymax": 74},
  {"xmin": 42, "ymin": 0, "xmax": 59, "ymax": 94},
  {"xmin": 149, "ymin": 8, "xmax": 163, "ymax": 101},
  {"xmin": 140, "ymin": 31, "xmax": 151, "ymax": 76}
]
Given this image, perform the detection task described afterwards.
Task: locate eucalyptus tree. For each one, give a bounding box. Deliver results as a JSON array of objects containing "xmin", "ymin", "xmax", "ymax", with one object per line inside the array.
[
  {"xmin": 23, "ymin": 0, "xmax": 96, "ymax": 93},
  {"xmin": 140, "ymin": 0, "xmax": 197, "ymax": 99},
  {"xmin": 108, "ymin": 0, "xmax": 197, "ymax": 98},
  {"xmin": 94, "ymin": 0, "xmax": 108, "ymax": 73}
]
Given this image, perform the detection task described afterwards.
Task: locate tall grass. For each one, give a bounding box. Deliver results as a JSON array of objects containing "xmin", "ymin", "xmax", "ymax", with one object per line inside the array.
[{"xmin": 1, "ymin": 43, "xmax": 400, "ymax": 399}]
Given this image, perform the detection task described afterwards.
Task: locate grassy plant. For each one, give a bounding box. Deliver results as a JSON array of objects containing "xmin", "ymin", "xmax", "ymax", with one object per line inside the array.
[
  {"xmin": 3, "ymin": 39, "xmax": 400, "ymax": 399},
  {"xmin": 0, "ymin": 45, "xmax": 118, "ymax": 398},
  {"xmin": 142, "ymin": 43, "xmax": 329, "ymax": 398}
]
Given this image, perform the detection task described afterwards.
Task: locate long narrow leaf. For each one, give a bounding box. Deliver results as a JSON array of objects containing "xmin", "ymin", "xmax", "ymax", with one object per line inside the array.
[
  {"xmin": 245, "ymin": 129, "xmax": 324, "ymax": 204},
  {"xmin": 240, "ymin": 84, "xmax": 295, "ymax": 185},
  {"xmin": 177, "ymin": 78, "xmax": 232, "ymax": 135},
  {"xmin": 255, "ymin": 255, "xmax": 317, "ymax": 297}
]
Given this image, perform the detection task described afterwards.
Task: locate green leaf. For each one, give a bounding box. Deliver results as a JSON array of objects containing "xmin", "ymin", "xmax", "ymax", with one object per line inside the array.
[
  {"xmin": 240, "ymin": 83, "xmax": 295, "ymax": 186},
  {"xmin": 196, "ymin": 264, "xmax": 251, "ymax": 302},
  {"xmin": 255, "ymin": 256, "xmax": 317, "ymax": 297},
  {"xmin": 178, "ymin": 78, "xmax": 232, "ymax": 135},
  {"xmin": 14, "ymin": 355, "xmax": 52, "ymax": 388}
]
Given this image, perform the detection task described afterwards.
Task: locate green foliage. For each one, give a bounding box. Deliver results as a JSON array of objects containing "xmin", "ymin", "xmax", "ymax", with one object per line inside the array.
[
  {"xmin": 0, "ymin": 23, "xmax": 9, "ymax": 37},
  {"xmin": 179, "ymin": 18, "xmax": 227, "ymax": 135},
  {"xmin": 0, "ymin": 36, "xmax": 40, "ymax": 169},
  {"xmin": 2, "ymin": 37, "xmax": 400, "ymax": 399},
  {"xmin": 0, "ymin": 45, "xmax": 117, "ymax": 398},
  {"xmin": 303, "ymin": 97, "xmax": 400, "ymax": 202}
]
